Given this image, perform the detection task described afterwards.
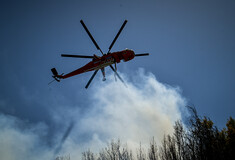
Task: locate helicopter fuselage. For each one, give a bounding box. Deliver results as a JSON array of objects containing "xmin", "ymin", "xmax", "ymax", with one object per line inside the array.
[{"xmin": 59, "ymin": 49, "xmax": 135, "ymax": 79}]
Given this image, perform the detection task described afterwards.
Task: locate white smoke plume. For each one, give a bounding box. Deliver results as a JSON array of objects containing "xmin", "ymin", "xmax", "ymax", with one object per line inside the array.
[
  {"xmin": 0, "ymin": 69, "xmax": 187, "ymax": 159},
  {"xmin": 0, "ymin": 114, "xmax": 53, "ymax": 160},
  {"xmin": 75, "ymin": 69, "xmax": 186, "ymax": 151}
]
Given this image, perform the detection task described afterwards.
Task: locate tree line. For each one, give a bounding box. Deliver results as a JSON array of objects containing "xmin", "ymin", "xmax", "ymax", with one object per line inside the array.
[{"xmin": 82, "ymin": 106, "xmax": 235, "ymax": 160}]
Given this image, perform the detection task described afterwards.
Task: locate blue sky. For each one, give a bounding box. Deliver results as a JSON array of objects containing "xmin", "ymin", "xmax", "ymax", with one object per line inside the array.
[{"xmin": 0, "ymin": 0, "xmax": 235, "ymax": 159}]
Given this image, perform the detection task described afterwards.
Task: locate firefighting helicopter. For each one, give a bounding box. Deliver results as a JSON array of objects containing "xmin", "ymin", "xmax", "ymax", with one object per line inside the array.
[{"xmin": 50, "ymin": 20, "xmax": 149, "ymax": 89}]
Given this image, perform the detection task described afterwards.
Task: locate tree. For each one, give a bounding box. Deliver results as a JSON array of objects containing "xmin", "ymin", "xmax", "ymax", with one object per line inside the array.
[
  {"xmin": 136, "ymin": 143, "xmax": 146, "ymax": 160},
  {"xmin": 81, "ymin": 107, "xmax": 234, "ymax": 160},
  {"xmin": 55, "ymin": 155, "xmax": 70, "ymax": 160},
  {"xmin": 148, "ymin": 137, "xmax": 158, "ymax": 160},
  {"xmin": 225, "ymin": 117, "xmax": 235, "ymax": 159},
  {"xmin": 82, "ymin": 149, "xmax": 95, "ymax": 160},
  {"xmin": 174, "ymin": 121, "xmax": 188, "ymax": 160}
]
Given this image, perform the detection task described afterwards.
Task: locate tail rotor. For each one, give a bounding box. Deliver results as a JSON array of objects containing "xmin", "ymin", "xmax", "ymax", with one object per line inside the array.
[{"xmin": 48, "ymin": 68, "xmax": 63, "ymax": 85}]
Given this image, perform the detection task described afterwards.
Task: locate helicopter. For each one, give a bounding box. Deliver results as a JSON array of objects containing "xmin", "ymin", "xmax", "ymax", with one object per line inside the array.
[{"xmin": 50, "ymin": 20, "xmax": 149, "ymax": 89}]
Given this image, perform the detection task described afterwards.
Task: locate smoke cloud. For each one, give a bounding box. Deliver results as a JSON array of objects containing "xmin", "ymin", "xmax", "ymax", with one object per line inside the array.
[
  {"xmin": 0, "ymin": 69, "xmax": 187, "ymax": 159},
  {"xmin": 76, "ymin": 69, "xmax": 186, "ymax": 150},
  {"xmin": 0, "ymin": 114, "xmax": 53, "ymax": 160}
]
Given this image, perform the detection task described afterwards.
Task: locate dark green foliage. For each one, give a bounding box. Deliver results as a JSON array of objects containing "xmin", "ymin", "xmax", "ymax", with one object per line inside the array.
[
  {"xmin": 225, "ymin": 117, "xmax": 235, "ymax": 159},
  {"xmin": 82, "ymin": 107, "xmax": 235, "ymax": 160},
  {"xmin": 159, "ymin": 106, "xmax": 235, "ymax": 160}
]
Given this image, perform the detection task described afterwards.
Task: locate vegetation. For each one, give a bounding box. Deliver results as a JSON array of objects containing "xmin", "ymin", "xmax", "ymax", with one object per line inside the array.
[{"xmin": 81, "ymin": 106, "xmax": 235, "ymax": 160}]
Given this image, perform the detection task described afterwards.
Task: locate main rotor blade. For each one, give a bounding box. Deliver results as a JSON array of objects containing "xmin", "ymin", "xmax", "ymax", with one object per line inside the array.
[
  {"xmin": 61, "ymin": 54, "xmax": 94, "ymax": 58},
  {"xmin": 80, "ymin": 20, "xmax": 104, "ymax": 55},
  {"xmin": 108, "ymin": 20, "xmax": 128, "ymax": 53},
  {"xmin": 109, "ymin": 65, "xmax": 126, "ymax": 87},
  {"xmin": 85, "ymin": 70, "xmax": 99, "ymax": 89},
  {"xmin": 135, "ymin": 53, "xmax": 150, "ymax": 57}
]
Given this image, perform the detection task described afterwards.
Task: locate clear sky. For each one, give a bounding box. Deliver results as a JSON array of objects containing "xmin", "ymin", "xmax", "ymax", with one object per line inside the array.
[{"xmin": 0, "ymin": 0, "xmax": 235, "ymax": 159}]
